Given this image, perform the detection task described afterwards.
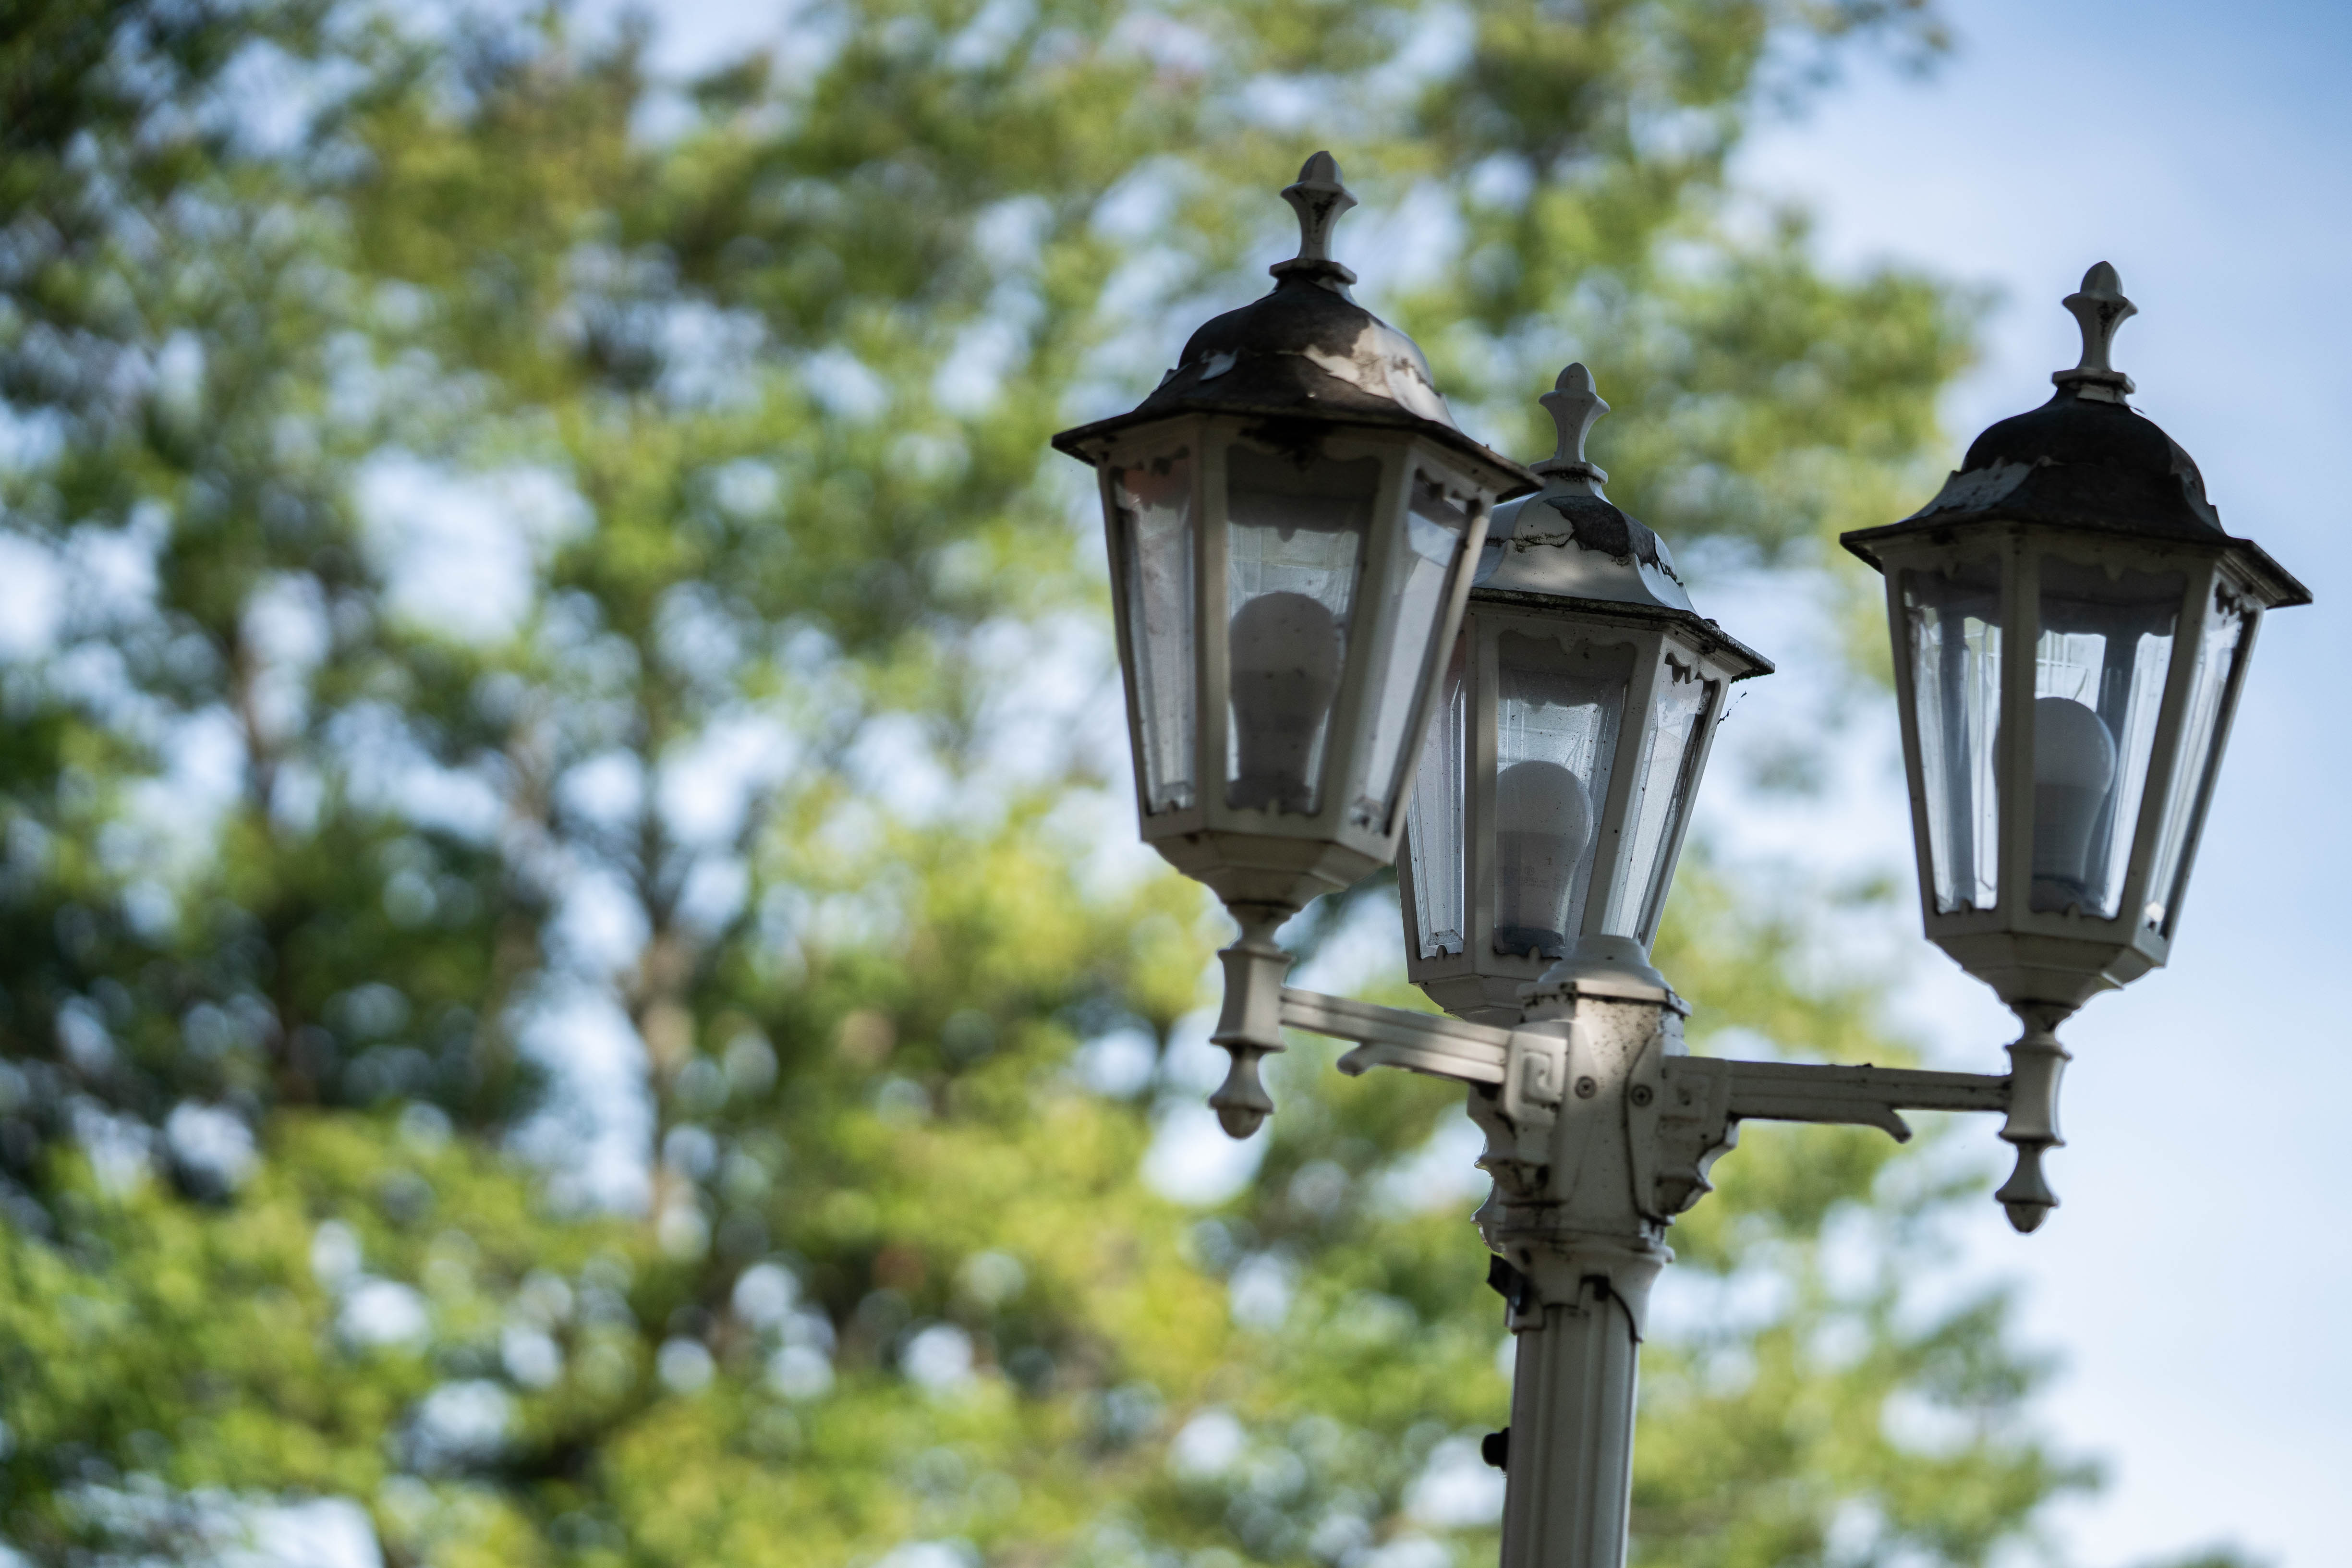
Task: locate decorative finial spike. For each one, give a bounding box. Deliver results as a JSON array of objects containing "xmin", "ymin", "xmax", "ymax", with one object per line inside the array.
[
  {"xmin": 1532, "ymin": 361, "xmax": 1609, "ymax": 490},
  {"xmin": 2055, "ymin": 261, "xmax": 2136, "ymax": 402},
  {"xmin": 1272, "ymin": 151, "xmax": 1359, "ymax": 291}
]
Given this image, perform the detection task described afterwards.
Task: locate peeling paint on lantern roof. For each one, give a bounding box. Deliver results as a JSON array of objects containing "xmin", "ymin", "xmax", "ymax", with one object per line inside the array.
[
  {"xmin": 1297, "ymin": 330, "xmax": 1455, "ymax": 426},
  {"xmin": 1052, "ymin": 154, "xmax": 1533, "ymax": 493},
  {"xmin": 1907, "ymin": 456, "xmax": 2038, "ymax": 517},
  {"xmin": 1134, "ymin": 271, "xmax": 1465, "ymax": 434},
  {"xmin": 1848, "ymin": 265, "xmax": 2308, "ymax": 608},
  {"xmin": 1476, "ymin": 492, "xmax": 1696, "ymax": 613}
]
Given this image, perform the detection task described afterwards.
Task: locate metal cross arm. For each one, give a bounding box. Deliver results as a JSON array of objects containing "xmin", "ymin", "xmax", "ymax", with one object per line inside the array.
[
  {"xmin": 1666, "ymin": 1057, "xmax": 2009, "ymax": 1141},
  {"xmin": 1642, "ymin": 1054, "xmax": 2048, "ymax": 1231},
  {"xmin": 1264, "ymin": 983, "xmax": 2068, "ymax": 1236},
  {"xmin": 1283, "ymin": 989, "xmax": 1569, "ymax": 1174},
  {"xmin": 1296, "ymin": 990, "xmax": 1515, "ymax": 1087}
]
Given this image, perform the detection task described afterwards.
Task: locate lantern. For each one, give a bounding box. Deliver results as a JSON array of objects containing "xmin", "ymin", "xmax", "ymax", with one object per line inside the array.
[
  {"xmin": 1053, "ymin": 153, "xmax": 1537, "ymax": 1132},
  {"xmin": 1397, "ymin": 365, "xmax": 1771, "ymax": 1021},
  {"xmin": 1843, "ymin": 264, "xmax": 2309, "ymax": 1011}
]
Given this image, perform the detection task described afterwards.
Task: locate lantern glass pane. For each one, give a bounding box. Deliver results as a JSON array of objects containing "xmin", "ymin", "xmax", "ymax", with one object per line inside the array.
[
  {"xmin": 1903, "ymin": 560, "xmax": 2003, "ymax": 913},
  {"xmin": 2144, "ymin": 578, "xmax": 2252, "ymax": 933},
  {"xmin": 1224, "ymin": 444, "xmax": 1378, "ymax": 814},
  {"xmin": 1111, "ymin": 453, "xmax": 1197, "ymax": 814},
  {"xmin": 1620, "ymin": 653, "xmax": 1719, "ymax": 945},
  {"xmin": 1492, "ymin": 631, "xmax": 1635, "ymax": 959},
  {"xmin": 1354, "ymin": 473, "xmax": 1476, "ymax": 829},
  {"xmin": 2031, "ymin": 557, "xmax": 2182, "ymax": 917},
  {"xmin": 1404, "ymin": 633, "xmax": 1469, "ymax": 960}
]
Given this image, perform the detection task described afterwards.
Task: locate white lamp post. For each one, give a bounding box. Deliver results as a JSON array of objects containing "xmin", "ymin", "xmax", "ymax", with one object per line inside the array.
[{"xmin": 1061, "ymin": 185, "xmax": 2309, "ymax": 1568}]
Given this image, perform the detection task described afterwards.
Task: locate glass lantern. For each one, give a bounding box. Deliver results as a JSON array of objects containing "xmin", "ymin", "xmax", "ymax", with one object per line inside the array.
[
  {"xmin": 1845, "ymin": 266, "xmax": 2309, "ymax": 1010},
  {"xmin": 1055, "ymin": 155, "xmax": 1536, "ymax": 921},
  {"xmin": 1055, "ymin": 154, "xmax": 1539, "ymax": 1135},
  {"xmin": 1399, "ymin": 365, "xmax": 1771, "ymax": 1021}
]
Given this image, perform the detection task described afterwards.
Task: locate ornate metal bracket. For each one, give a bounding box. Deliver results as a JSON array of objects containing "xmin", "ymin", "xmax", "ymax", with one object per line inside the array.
[{"xmin": 1272, "ymin": 985, "xmax": 2067, "ymax": 1234}]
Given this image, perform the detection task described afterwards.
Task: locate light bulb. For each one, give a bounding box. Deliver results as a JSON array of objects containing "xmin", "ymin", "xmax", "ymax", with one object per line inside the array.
[
  {"xmin": 2030, "ymin": 694, "xmax": 2116, "ymax": 911},
  {"xmin": 1492, "ymin": 759, "xmax": 1594, "ymax": 958},
  {"xmin": 1228, "ymin": 590, "xmax": 1343, "ymax": 812}
]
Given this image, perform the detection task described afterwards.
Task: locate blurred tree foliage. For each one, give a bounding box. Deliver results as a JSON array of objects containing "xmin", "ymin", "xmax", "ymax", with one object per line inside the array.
[{"xmin": 0, "ymin": 0, "xmax": 2243, "ymax": 1565}]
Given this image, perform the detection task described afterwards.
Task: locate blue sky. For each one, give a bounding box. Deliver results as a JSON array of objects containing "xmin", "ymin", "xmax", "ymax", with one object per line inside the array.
[{"xmin": 1723, "ymin": 4, "xmax": 2352, "ymax": 1563}]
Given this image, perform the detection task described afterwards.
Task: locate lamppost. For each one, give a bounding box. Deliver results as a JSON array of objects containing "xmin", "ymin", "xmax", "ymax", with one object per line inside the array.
[{"xmin": 1054, "ymin": 159, "xmax": 2308, "ymax": 1568}]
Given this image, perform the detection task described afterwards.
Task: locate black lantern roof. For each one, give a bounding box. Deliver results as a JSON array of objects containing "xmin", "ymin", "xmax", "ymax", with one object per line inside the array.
[
  {"xmin": 1052, "ymin": 154, "xmax": 1540, "ymax": 494},
  {"xmin": 1478, "ymin": 364, "xmax": 1771, "ymax": 678},
  {"xmin": 1843, "ymin": 263, "xmax": 2309, "ymax": 608}
]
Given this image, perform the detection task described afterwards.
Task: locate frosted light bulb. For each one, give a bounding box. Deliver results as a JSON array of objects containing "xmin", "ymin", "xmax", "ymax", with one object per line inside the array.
[
  {"xmin": 1228, "ymin": 590, "xmax": 1343, "ymax": 812},
  {"xmin": 2030, "ymin": 694, "xmax": 2117, "ymax": 910},
  {"xmin": 1492, "ymin": 759, "xmax": 1594, "ymax": 958}
]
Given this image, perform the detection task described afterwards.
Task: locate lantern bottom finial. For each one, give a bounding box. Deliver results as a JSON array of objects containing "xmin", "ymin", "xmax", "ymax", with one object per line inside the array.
[
  {"xmin": 1995, "ymin": 1002, "xmax": 2072, "ymax": 1234},
  {"xmin": 1207, "ymin": 905, "xmax": 1297, "ymax": 1139}
]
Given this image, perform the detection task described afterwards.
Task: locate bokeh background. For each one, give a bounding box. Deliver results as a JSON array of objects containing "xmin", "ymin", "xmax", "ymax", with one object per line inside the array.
[{"xmin": 0, "ymin": 1, "xmax": 2341, "ymax": 1566}]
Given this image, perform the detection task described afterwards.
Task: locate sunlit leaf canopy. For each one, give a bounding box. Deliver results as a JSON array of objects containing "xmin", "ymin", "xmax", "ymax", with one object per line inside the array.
[{"xmin": 0, "ymin": 0, "xmax": 2239, "ymax": 1565}]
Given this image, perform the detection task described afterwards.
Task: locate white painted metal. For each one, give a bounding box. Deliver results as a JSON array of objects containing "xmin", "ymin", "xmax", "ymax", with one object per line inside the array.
[
  {"xmin": 1069, "ymin": 244, "xmax": 2309, "ymax": 1568},
  {"xmin": 1270, "ymin": 938, "xmax": 2071, "ymax": 1568},
  {"xmin": 1497, "ymin": 1283, "xmax": 1647, "ymax": 1568}
]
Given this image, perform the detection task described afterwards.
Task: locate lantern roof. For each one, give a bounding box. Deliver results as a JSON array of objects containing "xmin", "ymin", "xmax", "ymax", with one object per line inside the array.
[
  {"xmin": 1843, "ymin": 263, "xmax": 2309, "ymax": 608},
  {"xmin": 1476, "ymin": 363, "xmax": 1770, "ymax": 679},
  {"xmin": 1052, "ymin": 154, "xmax": 1539, "ymax": 495}
]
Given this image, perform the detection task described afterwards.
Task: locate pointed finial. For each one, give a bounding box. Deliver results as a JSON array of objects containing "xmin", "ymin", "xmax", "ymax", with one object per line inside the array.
[
  {"xmin": 1270, "ymin": 151, "xmax": 1359, "ymax": 292},
  {"xmin": 1533, "ymin": 362, "xmax": 1609, "ymax": 493},
  {"xmin": 2054, "ymin": 261, "xmax": 2136, "ymax": 403}
]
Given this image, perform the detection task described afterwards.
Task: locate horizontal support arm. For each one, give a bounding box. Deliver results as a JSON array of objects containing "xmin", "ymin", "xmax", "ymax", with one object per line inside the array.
[
  {"xmin": 1285, "ymin": 989, "xmax": 1515, "ymax": 1086},
  {"xmin": 1668, "ymin": 1057, "xmax": 2010, "ymax": 1143},
  {"xmin": 1645, "ymin": 1047, "xmax": 2054, "ymax": 1235},
  {"xmin": 1279, "ymin": 989, "xmax": 1567, "ymax": 1164}
]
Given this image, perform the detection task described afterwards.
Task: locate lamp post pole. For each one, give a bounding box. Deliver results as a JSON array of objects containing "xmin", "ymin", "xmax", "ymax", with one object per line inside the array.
[
  {"xmin": 1286, "ymin": 956, "xmax": 2030, "ymax": 1568},
  {"xmin": 1485, "ymin": 980, "xmax": 1659, "ymax": 1568}
]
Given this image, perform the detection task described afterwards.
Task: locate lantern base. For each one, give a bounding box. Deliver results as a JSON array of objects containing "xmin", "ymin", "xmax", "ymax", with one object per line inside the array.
[
  {"xmin": 1524, "ymin": 935, "xmax": 1679, "ymax": 1010},
  {"xmin": 1418, "ymin": 971, "xmax": 1545, "ymax": 1026},
  {"xmin": 1932, "ymin": 928, "xmax": 2157, "ymax": 1010},
  {"xmin": 1147, "ymin": 827, "xmax": 1385, "ymax": 914}
]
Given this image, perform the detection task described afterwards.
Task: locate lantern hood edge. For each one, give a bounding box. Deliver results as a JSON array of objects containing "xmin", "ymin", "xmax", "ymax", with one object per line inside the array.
[
  {"xmin": 1841, "ymin": 501, "xmax": 2309, "ymax": 612},
  {"xmin": 1051, "ymin": 398, "xmax": 1538, "ymax": 501},
  {"xmin": 1467, "ymin": 584, "xmax": 1773, "ymax": 682}
]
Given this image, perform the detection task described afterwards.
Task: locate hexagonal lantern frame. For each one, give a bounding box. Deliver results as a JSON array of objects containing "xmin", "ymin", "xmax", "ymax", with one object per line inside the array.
[
  {"xmin": 1051, "ymin": 154, "xmax": 1537, "ymax": 1133},
  {"xmin": 1397, "ymin": 366, "xmax": 1771, "ymax": 1022},
  {"xmin": 1843, "ymin": 265, "xmax": 2309, "ymax": 1012}
]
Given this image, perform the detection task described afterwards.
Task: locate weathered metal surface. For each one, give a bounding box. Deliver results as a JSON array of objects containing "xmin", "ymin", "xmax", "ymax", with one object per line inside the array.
[
  {"xmin": 1302, "ymin": 989, "xmax": 1515, "ymax": 1084},
  {"xmin": 1472, "ymin": 365, "xmax": 1775, "ymax": 677},
  {"xmin": 1994, "ymin": 1004, "xmax": 2071, "ymax": 1233},
  {"xmin": 1051, "ymin": 154, "xmax": 1539, "ymax": 497}
]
